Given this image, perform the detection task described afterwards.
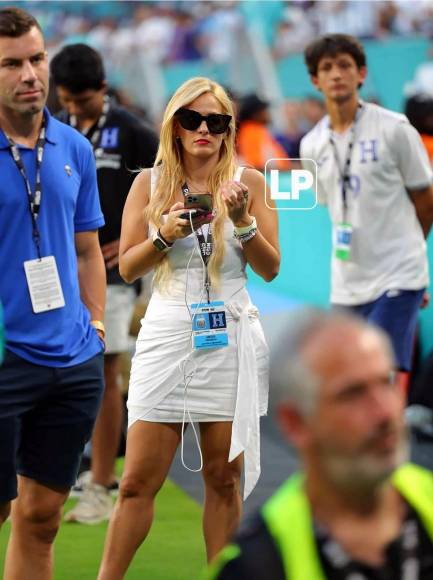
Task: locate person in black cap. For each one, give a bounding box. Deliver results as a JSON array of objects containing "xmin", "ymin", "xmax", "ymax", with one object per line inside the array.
[{"xmin": 238, "ymin": 94, "xmax": 270, "ymax": 124}]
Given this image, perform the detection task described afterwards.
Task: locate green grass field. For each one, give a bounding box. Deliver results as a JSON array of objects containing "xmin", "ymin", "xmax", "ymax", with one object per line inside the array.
[{"xmin": 0, "ymin": 478, "xmax": 206, "ymax": 579}]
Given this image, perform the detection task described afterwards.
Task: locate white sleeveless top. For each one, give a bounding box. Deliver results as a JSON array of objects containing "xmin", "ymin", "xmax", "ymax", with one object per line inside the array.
[{"xmin": 127, "ymin": 166, "xmax": 269, "ymax": 499}]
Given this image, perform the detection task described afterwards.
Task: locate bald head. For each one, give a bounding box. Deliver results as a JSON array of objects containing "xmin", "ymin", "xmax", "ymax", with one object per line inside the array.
[
  {"xmin": 271, "ymin": 308, "xmax": 405, "ymax": 489},
  {"xmin": 303, "ymin": 316, "xmax": 394, "ymax": 398},
  {"xmin": 270, "ymin": 308, "xmax": 395, "ymax": 415}
]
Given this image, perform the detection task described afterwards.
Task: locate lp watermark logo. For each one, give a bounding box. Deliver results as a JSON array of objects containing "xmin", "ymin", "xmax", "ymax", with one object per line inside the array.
[{"xmin": 264, "ymin": 158, "xmax": 317, "ymax": 211}]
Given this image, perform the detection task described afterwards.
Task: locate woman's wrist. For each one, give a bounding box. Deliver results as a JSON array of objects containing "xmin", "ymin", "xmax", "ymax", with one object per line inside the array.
[
  {"xmin": 233, "ymin": 215, "xmax": 253, "ymax": 228},
  {"xmin": 233, "ymin": 216, "xmax": 258, "ymax": 243},
  {"xmin": 159, "ymin": 224, "xmax": 176, "ymax": 244},
  {"xmin": 234, "ymin": 216, "xmax": 256, "ymax": 234}
]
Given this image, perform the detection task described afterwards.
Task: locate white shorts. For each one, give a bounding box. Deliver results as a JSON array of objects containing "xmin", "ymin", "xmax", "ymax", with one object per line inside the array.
[{"xmin": 105, "ymin": 285, "xmax": 136, "ymax": 354}]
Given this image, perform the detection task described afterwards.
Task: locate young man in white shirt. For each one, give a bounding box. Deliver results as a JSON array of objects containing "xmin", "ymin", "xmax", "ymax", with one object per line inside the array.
[{"xmin": 300, "ymin": 33, "xmax": 433, "ymax": 389}]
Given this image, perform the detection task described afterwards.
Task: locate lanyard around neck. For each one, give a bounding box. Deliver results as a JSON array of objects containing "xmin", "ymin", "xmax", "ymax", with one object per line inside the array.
[
  {"xmin": 329, "ymin": 102, "xmax": 364, "ymax": 218},
  {"xmin": 181, "ymin": 181, "xmax": 212, "ymax": 302},
  {"xmin": 6, "ymin": 121, "xmax": 46, "ymax": 259},
  {"xmin": 70, "ymin": 94, "xmax": 110, "ymax": 150}
]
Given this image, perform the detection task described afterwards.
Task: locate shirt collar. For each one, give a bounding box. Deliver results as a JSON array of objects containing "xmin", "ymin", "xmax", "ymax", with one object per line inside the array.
[
  {"xmin": 43, "ymin": 107, "xmax": 58, "ymax": 145},
  {"xmin": 0, "ymin": 107, "xmax": 58, "ymax": 149},
  {"xmin": 326, "ymin": 99, "xmax": 366, "ymax": 131}
]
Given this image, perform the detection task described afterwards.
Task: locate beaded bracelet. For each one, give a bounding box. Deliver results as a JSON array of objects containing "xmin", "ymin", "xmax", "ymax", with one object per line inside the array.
[
  {"xmin": 236, "ymin": 228, "xmax": 257, "ymax": 244},
  {"xmin": 233, "ymin": 216, "xmax": 257, "ymax": 238}
]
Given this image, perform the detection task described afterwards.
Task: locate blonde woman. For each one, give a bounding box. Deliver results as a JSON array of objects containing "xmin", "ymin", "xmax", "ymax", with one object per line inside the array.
[{"xmin": 97, "ymin": 77, "xmax": 280, "ymax": 578}]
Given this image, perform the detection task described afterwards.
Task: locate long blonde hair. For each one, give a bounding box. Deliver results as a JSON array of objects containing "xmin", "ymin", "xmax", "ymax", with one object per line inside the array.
[{"xmin": 146, "ymin": 77, "xmax": 237, "ymax": 290}]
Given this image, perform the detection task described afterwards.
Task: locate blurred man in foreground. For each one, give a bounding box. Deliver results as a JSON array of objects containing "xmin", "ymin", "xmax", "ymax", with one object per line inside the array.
[{"xmin": 207, "ymin": 309, "xmax": 433, "ymax": 579}]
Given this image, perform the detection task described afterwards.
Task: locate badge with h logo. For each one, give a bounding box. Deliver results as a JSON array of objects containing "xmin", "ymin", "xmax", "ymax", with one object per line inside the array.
[
  {"xmin": 190, "ymin": 301, "xmax": 228, "ymax": 350},
  {"xmin": 209, "ymin": 311, "xmax": 226, "ymax": 329}
]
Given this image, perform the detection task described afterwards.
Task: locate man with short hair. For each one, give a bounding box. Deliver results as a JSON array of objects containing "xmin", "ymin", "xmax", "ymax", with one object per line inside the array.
[
  {"xmin": 300, "ymin": 34, "xmax": 433, "ymax": 389},
  {"xmin": 208, "ymin": 309, "xmax": 433, "ymax": 579},
  {"xmin": 0, "ymin": 7, "xmax": 105, "ymax": 579},
  {"xmin": 50, "ymin": 43, "xmax": 158, "ymax": 524}
]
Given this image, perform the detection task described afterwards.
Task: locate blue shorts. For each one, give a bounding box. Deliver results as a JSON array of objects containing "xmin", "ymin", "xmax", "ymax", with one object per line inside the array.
[
  {"xmin": 335, "ymin": 289, "xmax": 425, "ymax": 372},
  {"xmin": 0, "ymin": 350, "xmax": 104, "ymax": 503}
]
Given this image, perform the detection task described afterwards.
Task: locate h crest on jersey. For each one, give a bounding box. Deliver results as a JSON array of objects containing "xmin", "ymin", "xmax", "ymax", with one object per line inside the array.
[
  {"xmin": 100, "ymin": 127, "xmax": 119, "ymax": 149},
  {"xmin": 359, "ymin": 139, "xmax": 378, "ymax": 163}
]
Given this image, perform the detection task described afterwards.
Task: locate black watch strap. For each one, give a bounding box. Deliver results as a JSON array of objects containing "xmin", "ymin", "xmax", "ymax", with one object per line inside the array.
[{"xmin": 157, "ymin": 228, "xmax": 173, "ymax": 247}]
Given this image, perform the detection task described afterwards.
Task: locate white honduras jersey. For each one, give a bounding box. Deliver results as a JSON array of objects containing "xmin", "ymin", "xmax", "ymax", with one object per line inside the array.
[{"xmin": 300, "ymin": 102, "xmax": 432, "ymax": 305}]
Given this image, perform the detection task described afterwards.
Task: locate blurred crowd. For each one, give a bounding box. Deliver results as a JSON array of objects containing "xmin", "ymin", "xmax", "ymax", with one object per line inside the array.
[
  {"xmin": 23, "ymin": 1, "xmax": 243, "ymax": 64},
  {"xmin": 273, "ymin": 0, "xmax": 433, "ymax": 59},
  {"xmin": 19, "ymin": 0, "xmax": 433, "ymax": 64},
  {"xmin": 26, "ymin": 0, "xmax": 433, "ymax": 170},
  {"xmin": 235, "ymin": 93, "xmax": 326, "ymax": 169}
]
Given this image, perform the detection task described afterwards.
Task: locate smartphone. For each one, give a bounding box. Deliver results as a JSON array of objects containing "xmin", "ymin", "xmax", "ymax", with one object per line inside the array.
[{"xmin": 180, "ymin": 193, "xmax": 213, "ymax": 220}]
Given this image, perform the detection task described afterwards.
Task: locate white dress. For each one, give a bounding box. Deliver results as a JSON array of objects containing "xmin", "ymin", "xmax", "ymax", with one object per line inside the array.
[{"xmin": 127, "ymin": 167, "xmax": 269, "ymax": 498}]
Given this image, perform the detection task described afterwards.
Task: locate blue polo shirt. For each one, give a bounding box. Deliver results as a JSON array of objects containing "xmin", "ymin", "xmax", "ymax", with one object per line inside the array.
[{"xmin": 0, "ymin": 109, "xmax": 105, "ymax": 367}]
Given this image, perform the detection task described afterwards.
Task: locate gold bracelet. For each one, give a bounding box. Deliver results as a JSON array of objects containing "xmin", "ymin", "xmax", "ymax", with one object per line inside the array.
[{"xmin": 91, "ymin": 320, "xmax": 105, "ymax": 338}]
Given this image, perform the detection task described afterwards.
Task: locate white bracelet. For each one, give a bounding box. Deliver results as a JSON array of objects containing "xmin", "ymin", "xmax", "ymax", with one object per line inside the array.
[
  {"xmin": 233, "ymin": 217, "xmax": 257, "ymax": 238},
  {"xmin": 238, "ymin": 228, "xmax": 257, "ymax": 244}
]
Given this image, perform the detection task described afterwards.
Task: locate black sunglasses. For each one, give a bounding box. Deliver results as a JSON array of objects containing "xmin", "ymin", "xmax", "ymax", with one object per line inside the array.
[{"xmin": 174, "ymin": 107, "xmax": 231, "ymax": 134}]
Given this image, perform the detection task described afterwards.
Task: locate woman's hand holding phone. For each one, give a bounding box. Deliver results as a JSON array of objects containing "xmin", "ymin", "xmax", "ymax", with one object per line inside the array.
[{"xmin": 159, "ymin": 202, "xmax": 213, "ymax": 243}]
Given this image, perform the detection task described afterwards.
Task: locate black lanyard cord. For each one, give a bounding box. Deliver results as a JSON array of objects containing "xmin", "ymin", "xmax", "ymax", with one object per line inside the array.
[
  {"xmin": 70, "ymin": 95, "xmax": 110, "ymax": 151},
  {"xmin": 6, "ymin": 122, "xmax": 46, "ymax": 260},
  {"xmin": 195, "ymin": 226, "xmax": 212, "ymax": 303},
  {"xmin": 329, "ymin": 102, "xmax": 364, "ymax": 220}
]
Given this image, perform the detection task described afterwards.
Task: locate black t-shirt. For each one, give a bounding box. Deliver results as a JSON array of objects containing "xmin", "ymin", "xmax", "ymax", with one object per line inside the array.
[
  {"xmin": 316, "ymin": 505, "xmax": 433, "ymax": 580},
  {"xmin": 217, "ymin": 507, "xmax": 433, "ymax": 580},
  {"xmin": 57, "ymin": 104, "xmax": 159, "ymax": 285}
]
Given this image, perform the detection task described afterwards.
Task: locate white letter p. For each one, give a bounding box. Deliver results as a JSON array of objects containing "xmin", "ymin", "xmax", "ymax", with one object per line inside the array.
[{"xmin": 291, "ymin": 170, "xmax": 313, "ymax": 200}]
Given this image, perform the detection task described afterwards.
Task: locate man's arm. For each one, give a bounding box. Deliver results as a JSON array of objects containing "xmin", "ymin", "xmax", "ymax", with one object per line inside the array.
[
  {"xmin": 75, "ymin": 230, "xmax": 106, "ymax": 325},
  {"xmin": 408, "ymin": 184, "xmax": 433, "ymax": 238},
  {"xmin": 388, "ymin": 119, "xmax": 433, "ymax": 238}
]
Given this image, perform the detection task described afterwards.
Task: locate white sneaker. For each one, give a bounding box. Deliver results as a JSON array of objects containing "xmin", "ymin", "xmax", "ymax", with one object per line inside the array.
[
  {"xmin": 69, "ymin": 471, "xmax": 119, "ymax": 498},
  {"xmin": 69, "ymin": 470, "xmax": 92, "ymax": 498},
  {"xmin": 64, "ymin": 482, "xmax": 113, "ymax": 524}
]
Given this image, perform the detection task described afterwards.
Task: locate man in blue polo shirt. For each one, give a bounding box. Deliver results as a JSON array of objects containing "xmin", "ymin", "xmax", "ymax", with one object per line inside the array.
[{"xmin": 0, "ymin": 8, "xmax": 106, "ymax": 578}]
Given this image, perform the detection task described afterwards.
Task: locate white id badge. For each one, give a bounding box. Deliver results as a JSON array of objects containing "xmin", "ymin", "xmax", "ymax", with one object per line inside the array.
[
  {"xmin": 24, "ymin": 256, "xmax": 65, "ymax": 313},
  {"xmin": 335, "ymin": 222, "xmax": 353, "ymax": 261},
  {"xmin": 190, "ymin": 301, "xmax": 228, "ymax": 350}
]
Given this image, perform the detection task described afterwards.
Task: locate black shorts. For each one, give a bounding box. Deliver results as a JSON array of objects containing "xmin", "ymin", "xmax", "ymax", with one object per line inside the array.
[{"xmin": 0, "ymin": 350, "xmax": 104, "ymax": 503}]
